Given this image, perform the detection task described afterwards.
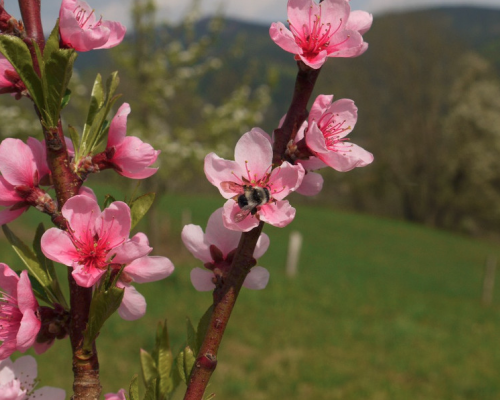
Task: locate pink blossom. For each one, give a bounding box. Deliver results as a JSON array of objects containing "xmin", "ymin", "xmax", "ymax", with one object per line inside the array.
[
  {"xmin": 41, "ymin": 194, "xmax": 152, "ymax": 287},
  {"xmin": 103, "ymin": 103, "xmax": 160, "ymax": 179},
  {"xmin": 113, "ymin": 233, "xmax": 174, "ymax": 321},
  {"xmin": 104, "ymin": 389, "xmax": 127, "ymax": 400},
  {"xmin": 182, "ymin": 208, "xmax": 270, "ymax": 291},
  {"xmin": 0, "ymin": 138, "xmax": 49, "ymax": 225},
  {"xmin": 0, "ymin": 356, "xmax": 65, "ymax": 400},
  {"xmin": 204, "ymin": 128, "xmax": 304, "ymax": 231},
  {"xmin": 269, "ymin": 0, "xmax": 373, "ymax": 69},
  {"xmin": 59, "ymin": 0, "xmax": 126, "ymax": 52},
  {"xmin": 305, "ymin": 94, "xmax": 373, "ymax": 171},
  {"xmin": 0, "ymin": 264, "xmax": 41, "ymax": 360}
]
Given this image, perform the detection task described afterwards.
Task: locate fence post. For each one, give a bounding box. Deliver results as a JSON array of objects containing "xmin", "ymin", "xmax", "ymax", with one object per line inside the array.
[{"xmin": 286, "ymin": 231, "xmax": 303, "ymax": 278}]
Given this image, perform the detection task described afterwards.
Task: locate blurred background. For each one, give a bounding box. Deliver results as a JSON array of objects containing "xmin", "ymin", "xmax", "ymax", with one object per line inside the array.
[{"xmin": 3, "ymin": 0, "xmax": 500, "ymax": 398}]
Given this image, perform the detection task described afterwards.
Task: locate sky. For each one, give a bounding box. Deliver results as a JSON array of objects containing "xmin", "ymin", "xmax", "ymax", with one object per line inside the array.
[{"xmin": 5, "ymin": 0, "xmax": 500, "ymax": 33}]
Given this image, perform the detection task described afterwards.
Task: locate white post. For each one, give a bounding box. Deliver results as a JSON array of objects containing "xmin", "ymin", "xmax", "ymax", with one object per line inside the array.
[
  {"xmin": 286, "ymin": 231, "xmax": 303, "ymax": 278},
  {"xmin": 482, "ymin": 255, "xmax": 497, "ymax": 306}
]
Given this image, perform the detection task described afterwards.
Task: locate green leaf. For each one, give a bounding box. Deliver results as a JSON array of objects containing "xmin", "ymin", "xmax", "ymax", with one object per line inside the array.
[
  {"xmin": 175, "ymin": 350, "xmax": 187, "ymax": 384},
  {"xmin": 196, "ymin": 305, "xmax": 214, "ymax": 354},
  {"xmin": 130, "ymin": 193, "xmax": 155, "ymax": 229},
  {"xmin": 143, "ymin": 379, "xmax": 157, "ymax": 400},
  {"xmin": 68, "ymin": 125, "xmax": 80, "ymax": 155},
  {"xmin": 186, "ymin": 317, "xmax": 197, "ymax": 353},
  {"xmin": 44, "ymin": 47, "xmax": 77, "ymax": 124},
  {"xmin": 26, "ymin": 272, "xmax": 52, "ymax": 305},
  {"xmin": 140, "ymin": 349, "xmax": 158, "ymax": 384},
  {"xmin": 156, "ymin": 321, "xmax": 174, "ymax": 397},
  {"xmin": 82, "ymin": 285, "xmax": 124, "ymax": 352},
  {"xmin": 43, "ymin": 19, "xmax": 61, "ymax": 64},
  {"xmin": 2, "ymin": 225, "xmax": 54, "ymax": 300},
  {"xmin": 103, "ymin": 194, "xmax": 117, "ymax": 209},
  {"xmin": 129, "ymin": 375, "xmax": 140, "ymax": 400},
  {"xmin": 33, "ymin": 223, "xmax": 67, "ymax": 308},
  {"xmin": 183, "ymin": 346, "xmax": 196, "ymax": 381},
  {"xmin": 0, "ymin": 35, "xmax": 44, "ymax": 112},
  {"xmin": 61, "ymin": 88, "xmax": 72, "ymax": 109}
]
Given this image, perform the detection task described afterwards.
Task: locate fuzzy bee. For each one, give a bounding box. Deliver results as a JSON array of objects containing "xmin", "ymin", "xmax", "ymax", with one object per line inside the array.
[{"xmin": 221, "ymin": 181, "xmax": 271, "ymax": 222}]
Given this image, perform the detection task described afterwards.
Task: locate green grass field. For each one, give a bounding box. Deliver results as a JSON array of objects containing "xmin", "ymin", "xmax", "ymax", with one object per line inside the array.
[{"xmin": 6, "ymin": 192, "xmax": 500, "ymax": 399}]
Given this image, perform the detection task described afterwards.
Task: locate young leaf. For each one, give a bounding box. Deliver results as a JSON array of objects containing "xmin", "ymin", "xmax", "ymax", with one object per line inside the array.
[
  {"xmin": 183, "ymin": 346, "xmax": 196, "ymax": 381},
  {"xmin": 140, "ymin": 349, "xmax": 159, "ymax": 384},
  {"xmin": 175, "ymin": 350, "xmax": 187, "ymax": 384},
  {"xmin": 0, "ymin": 35, "xmax": 44, "ymax": 113},
  {"xmin": 156, "ymin": 320, "xmax": 174, "ymax": 397},
  {"xmin": 186, "ymin": 317, "xmax": 197, "ymax": 354},
  {"xmin": 82, "ymin": 286, "xmax": 124, "ymax": 352},
  {"xmin": 67, "ymin": 125, "xmax": 80, "ymax": 155},
  {"xmin": 130, "ymin": 193, "xmax": 155, "ymax": 229},
  {"xmin": 143, "ymin": 379, "xmax": 157, "ymax": 400},
  {"xmin": 2, "ymin": 225, "xmax": 53, "ymax": 297},
  {"xmin": 129, "ymin": 375, "xmax": 140, "ymax": 400},
  {"xmin": 26, "ymin": 273, "xmax": 53, "ymax": 305}
]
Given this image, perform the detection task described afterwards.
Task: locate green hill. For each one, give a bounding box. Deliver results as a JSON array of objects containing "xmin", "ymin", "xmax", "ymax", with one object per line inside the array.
[{"xmin": 8, "ymin": 192, "xmax": 500, "ymax": 399}]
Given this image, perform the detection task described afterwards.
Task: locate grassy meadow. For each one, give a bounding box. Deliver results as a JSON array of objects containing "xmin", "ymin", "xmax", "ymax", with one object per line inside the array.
[{"xmin": 5, "ymin": 191, "xmax": 500, "ymax": 399}]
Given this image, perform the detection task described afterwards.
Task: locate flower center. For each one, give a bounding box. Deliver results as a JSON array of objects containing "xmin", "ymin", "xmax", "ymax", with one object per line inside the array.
[
  {"xmin": 73, "ymin": 5, "xmax": 102, "ymax": 29},
  {"xmin": 318, "ymin": 112, "xmax": 352, "ymax": 154},
  {"xmin": 0, "ymin": 292, "xmax": 23, "ymax": 342}
]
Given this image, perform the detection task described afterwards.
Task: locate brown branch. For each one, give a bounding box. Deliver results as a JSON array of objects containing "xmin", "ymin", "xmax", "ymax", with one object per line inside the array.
[
  {"xmin": 184, "ymin": 61, "xmax": 322, "ymax": 400},
  {"xmin": 184, "ymin": 222, "xmax": 264, "ymax": 400},
  {"xmin": 18, "ymin": 0, "xmax": 44, "ymax": 74}
]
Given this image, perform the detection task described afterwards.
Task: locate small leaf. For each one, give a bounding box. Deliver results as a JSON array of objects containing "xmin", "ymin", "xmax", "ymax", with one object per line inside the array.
[
  {"xmin": 156, "ymin": 321, "xmax": 174, "ymax": 397},
  {"xmin": 143, "ymin": 379, "xmax": 157, "ymax": 400},
  {"xmin": 196, "ymin": 305, "xmax": 214, "ymax": 354},
  {"xmin": 175, "ymin": 351, "xmax": 187, "ymax": 384},
  {"xmin": 129, "ymin": 375, "xmax": 140, "ymax": 400},
  {"xmin": 186, "ymin": 317, "xmax": 197, "ymax": 353},
  {"xmin": 103, "ymin": 194, "xmax": 117, "ymax": 209},
  {"xmin": 130, "ymin": 193, "xmax": 155, "ymax": 229},
  {"xmin": 140, "ymin": 349, "xmax": 158, "ymax": 384},
  {"xmin": 26, "ymin": 273, "xmax": 52, "ymax": 305},
  {"xmin": 183, "ymin": 346, "xmax": 196, "ymax": 381},
  {"xmin": 61, "ymin": 88, "xmax": 72, "ymax": 109},
  {"xmin": 82, "ymin": 285, "xmax": 124, "ymax": 352},
  {"xmin": 2, "ymin": 225, "xmax": 53, "ymax": 298},
  {"xmin": 68, "ymin": 125, "xmax": 80, "ymax": 155},
  {"xmin": 0, "ymin": 35, "xmax": 44, "ymax": 112}
]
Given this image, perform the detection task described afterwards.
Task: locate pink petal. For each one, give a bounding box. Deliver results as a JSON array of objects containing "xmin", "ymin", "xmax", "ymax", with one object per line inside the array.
[
  {"xmin": 0, "ymin": 263, "xmax": 19, "ymax": 297},
  {"xmin": 253, "ymin": 233, "xmax": 270, "ymax": 259},
  {"xmin": 94, "ymin": 20, "xmax": 126, "ymax": 49},
  {"xmin": 205, "ymin": 208, "xmax": 240, "ymax": 256},
  {"xmin": 95, "ymin": 201, "xmax": 131, "ymax": 249},
  {"xmin": 33, "ymin": 339, "xmax": 54, "ymax": 355},
  {"xmin": 259, "ymin": 201, "xmax": 296, "ymax": 228},
  {"xmin": 0, "ymin": 176, "xmax": 22, "ymax": 205},
  {"xmin": 326, "ymin": 98, "xmax": 358, "ymax": 139},
  {"xmin": 112, "ymin": 236, "xmax": 152, "ymax": 265},
  {"xmin": 61, "ymin": 195, "xmax": 100, "ymax": 238},
  {"xmin": 190, "ymin": 268, "xmax": 215, "ymax": 291},
  {"xmin": 12, "ymin": 355, "xmax": 37, "ymax": 385},
  {"xmin": 296, "ymin": 172, "xmax": 324, "ymax": 196},
  {"xmin": 72, "ymin": 263, "xmax": 107, "ymax": 288},
  {"xmin": 0, "ymin": 139, "xmax": 36, "ymax": 186},
  {"xmin": 269, "ymin": 22, "xmax": 301, "ymax": 55},
  {"xmin": 309, "ymin": 95, "xmax": 334, "ymax": 123},
  {"xmin": 297, "ymin": 157, "xmax": 326, "ymax": 171},
  {"xmin": 0, "ymin": 206, "xmax": 27, "ymax": 225},
  {"xmin": 204, "ymin": 153, "xmax": 244, "ymax": 198},
  {"xmin": 242, "ymin": 266, "xmax": 269, "ymax": 290},
  {"xmin": 306, "ymin": 121, "xmax": 329, "ymax": 154},
  {"xmin": 117, "ymin": 166, "xmax": 159, "ymax": 180},
  {"xmin": 299, "ymin": 50, "xmax": 328, "ymax": 69},
  {"xmin": 107, "ymin": 103, "xmax": 130, "ymax": 148},
  {"xmin": 117, "ymin": 284, "xmax": 146, "ymax": 321},
  {"xmin": 124, "ymin": 256, "xmax": 174, "ymax": 283},
  {"xmin": 318, "ymin": 142, "xmax": 374, "ymax": 171},
  {"xmin": 111, "ymin": 137, "xmax": 159, "ymax": 177},
  {"xmin": 234, "ymin": 129, "xmax": 273, "ymax": 179},
  {"xmin": 26, "ymin": 137, "xmax": 50, "ymax": 180},
  {"xmin": 41, "ymin": 229, "xmax": 79, "ymax": 266},
  {"xmin": 16, "ymin": 309, "xmax": 40, "ymax": 352},
  {"xmin": 181, "ymin": 224, "xmax": 212, "ymax": 263},
  {"xmin": 105, "ymin": 389, "xmax": 127, "ymax": 400},
  {"xmin": 347, "ymin": 10, "xmax": 373, "ymax": 35},
  {"xmin": 222, "ymin": 199, "xmax": 259, "ymax": 232},
  {"xmin": 16, "ymin": 271, "xmax": 38, "ymax": 314},
  {"xmin": 268, "ymin": 162, "xmax": 304, "ymax": 200},
  {"xmin": 0, "ymin": 341, "xmax": 16, "ymax": 360},
  {"xmin": 78, "ymin": 185, "xmax": 98, "ymax": 201}
]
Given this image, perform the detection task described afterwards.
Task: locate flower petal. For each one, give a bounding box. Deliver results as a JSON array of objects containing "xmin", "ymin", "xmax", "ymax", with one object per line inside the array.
[
  {"xmin": 0, "ymin": 139, "xmax": 36, "ymax": 186},
  {"xmin": 72, "ymin": 263, "xmax": 106, "ymax": 288},
  {"xmin": 41, "ymin": 229, "xmax": 79, "ymax": 266},
  {"xmin": 181, "ymin": 224, "xmax": 211, "ymax": 263},
  {"xmin": 16, "ymin": 309, "xmax": 40, "ymax": 352},
  {"xmin": 259, "ymin": 200, "xmax": 296, "ymax": 228},
  {"xmin": 268, "ymin": 162, "xmax": 304, "ymax": 200},
  {"xmin": 242, "ymin": 266, "xmax": 270, "ymax": 290},
  {"xmin": 61, "ymin": 195, "xmax": 100, "ymax": 238},
  {"xmin": 205, "ymin": 208, "xmax": 240, "ymax": 256},
  {"xmin": 222, "ymin": 199, "xmax": 259, "ymax": 232},
  {"xmin": 234, "ymin": 129, "xmax": 273, "ymax": 179},
  {"xmin": 96, "ymin": 201, "xmax": 131, "ymax": 249},
  {"xmin": 190, "ymin": 268, "xmax": 215, "ymax": 291},
  {"xmin": 107, "ymin": 103, "xmax": 130, "ymax": 148},
  {"xmin": 318, "ymin": 142, "xmax": 374, "ymax": 171},
  {"xmin": 296, "ymin": 172, "xmax": 324, "ymax": 196},
  {"xmin": 204, "ymin": 153, "xmax": 243, "ymax": 198},
  {"xmin": 124, "ymin": 256, "xmax": 174, "ymax": 283},
  {"xmin": 253, "ymin": 233, "xmax": 270, "ymax": 259},
  {"xmin": 16, "ymin": 271, "xmax": 38, "ymax": 314},
  {"xmin": 117, "ymin": 284, "xmax": 146, "ymax": 321}
]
